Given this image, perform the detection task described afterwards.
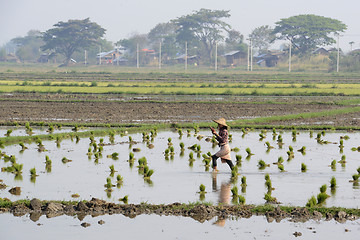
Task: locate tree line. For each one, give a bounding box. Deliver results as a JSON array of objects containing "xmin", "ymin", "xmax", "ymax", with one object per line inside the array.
[{"xmin": 2, "ymin": 9, "xmax": 358, "ymax": 71}]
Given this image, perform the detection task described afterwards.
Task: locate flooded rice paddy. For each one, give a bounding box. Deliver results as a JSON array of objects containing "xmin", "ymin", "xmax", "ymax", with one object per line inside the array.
[
  {"xmin": 1, "ymin": 127, "xmax": 360, "ymax": 208},
  {"xmin": 1, "ymin": 212, "xmax": 360, "ymax": 240},
  {"xmin": 1, "ymin": 126, "xmax": 360, "ymax": 239}
]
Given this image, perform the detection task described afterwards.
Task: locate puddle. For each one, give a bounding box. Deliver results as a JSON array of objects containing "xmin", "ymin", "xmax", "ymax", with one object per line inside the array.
[
  {"xmin": 0, "ymin": 129, "xmax": 360, "ymax": 208},
  {"xmin": 1, "ymin": 213, "xmax": 359, "ymax": 240}
]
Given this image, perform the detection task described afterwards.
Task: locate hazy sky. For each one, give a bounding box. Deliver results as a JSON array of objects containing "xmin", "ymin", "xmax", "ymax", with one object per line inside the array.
[{"xmin": 1, "ymin": 0, "xmax": 360, "ymax": 51}]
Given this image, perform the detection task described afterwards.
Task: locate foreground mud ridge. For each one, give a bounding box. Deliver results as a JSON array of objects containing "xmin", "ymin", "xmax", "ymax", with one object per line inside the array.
[{"xmin": 1, "ymin": 198, "xmax": 359, "ymax": 224}]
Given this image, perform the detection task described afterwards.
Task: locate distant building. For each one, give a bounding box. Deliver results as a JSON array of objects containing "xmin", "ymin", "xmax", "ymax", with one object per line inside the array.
[
  {"xmin": 140, "ymin": 48, "xmax": 158, "ymax": 65},
  {"xmin": 1, "ymin": 53, "xmax": 20, "ymax": 63},
  {"xmin": 224, "ymin": 50, "xmax": 247, "ymax": 66},
  {"xmin": 312, "ymin": 48, "xmax": 330, "ymax": 55},
  {"xmin": 174, "ymin": 54, "xmax": 199, "ymax": 65},
  {"xmin": 97, "ymin": 47, "xmax": 125, "ymax": 65},
  {"xmin": 254, "ymin": 51, "xmax": 285, "ymax": 67}
]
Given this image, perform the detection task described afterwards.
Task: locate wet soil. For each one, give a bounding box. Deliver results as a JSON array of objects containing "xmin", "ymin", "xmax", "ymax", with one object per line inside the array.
[
  {"xmin": 1, "ymin": 198, "xmax": 358, "ymax": 223},
  {"xmin": 0, "ymin": 93, "xmax": 357, "ymax": 126}
]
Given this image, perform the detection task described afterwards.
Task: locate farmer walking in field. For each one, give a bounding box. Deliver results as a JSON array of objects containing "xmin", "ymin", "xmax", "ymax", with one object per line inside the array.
[{"xmin": 210, "ymin": 118, "xmax": 234, "ymax": 171}]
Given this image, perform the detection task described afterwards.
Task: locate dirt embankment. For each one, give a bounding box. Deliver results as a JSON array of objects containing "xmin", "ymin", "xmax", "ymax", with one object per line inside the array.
[{"xmin": 1, "ymin": 198, "xmax": 358, "ymax": 224}]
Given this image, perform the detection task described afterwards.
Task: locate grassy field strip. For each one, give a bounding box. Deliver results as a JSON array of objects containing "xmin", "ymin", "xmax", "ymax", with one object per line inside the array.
[
  {"xmin": 1, "ymin": 80, "xmax": 360, "ymax": 89},
  {"xmin": 230, "ymin": 106, "xmax": 360, "ymax": 125},
  {"xmin": 1, "ymin": 85, "xmax": 360, "ymax": 95}
]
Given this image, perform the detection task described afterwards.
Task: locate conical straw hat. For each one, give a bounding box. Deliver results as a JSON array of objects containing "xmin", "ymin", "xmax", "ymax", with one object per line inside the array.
[{"xmin": 213, "ymin": 118, "xmax": 228, "ymax": 127}]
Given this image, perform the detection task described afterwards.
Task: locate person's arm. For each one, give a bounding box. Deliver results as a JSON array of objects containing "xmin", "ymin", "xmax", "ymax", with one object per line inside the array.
[
  {"xmin": 211, "ymin": 127, "xmax": 225, "ymax": 143},
  {"xmin": 210, "ymin": 127, "xmax": 219, "ymax": 138}
]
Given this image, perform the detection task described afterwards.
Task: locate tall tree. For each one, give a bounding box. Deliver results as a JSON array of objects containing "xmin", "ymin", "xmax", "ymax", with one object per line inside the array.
[
  {"xmin": 249, "ymin": 25, "xmax": 275, "ymax": 53},
  {"xmin": 12, "ymin": 30, "xmax": 44, "ymax": 61},
  {"xmin": 41, "ymin": 18, "xmax": 106, "ymax": 65},
  {"xmin": 172, "ymin": 9, "xmax": 231, "ymax": 62},
  {"xmin": 117, "ymin": 33, "xmax": 148, "ymax": 64},
  {"xmin": 225, "ymin": 29, "xmax": 247, "ymax": 52},
  {"xmin": 148, "ymin": 22, "xmax": 179, "ymax": 59},
  {"xmin": 273, "ymin": 14, "xmax": 347, "ymax": 55},
  {"xmin": 117, "ymin": 33, "xmax": 148, "ymax": 54}
]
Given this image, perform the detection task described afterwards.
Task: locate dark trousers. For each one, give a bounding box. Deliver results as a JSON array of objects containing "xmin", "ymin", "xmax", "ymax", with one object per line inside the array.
[{"xmin": 212, "ymin": 155, "xmax": 234, "ymax": 170}]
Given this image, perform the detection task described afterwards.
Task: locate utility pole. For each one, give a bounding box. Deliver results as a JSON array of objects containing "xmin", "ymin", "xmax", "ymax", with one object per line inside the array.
[
  {"xmin": 185, "ymin": 41, "xmax": 188, "ymax": 71},
  {"xmin": 137, "ymin": 43, "xmax": 139, "ymax": 69},
  {"xmin": 215, "ymin": 42, "xmax": 218, "ymax": 71},
  {"xmin": 337, "ymin": 34, "xmax": 340, "ymax": 73},
  {"xmin": 159, "ymin": 42, "xmax": 162, "ymax": 69},
  {"xmin": 99, "ymin": 46, "xmax": 101, "ymax": 65},
  {"xmin": 289, "ymin": 40, "xmax": 292, "ymax": 72},
  {"xmin": 84, "ymin": 50, "xmax": 87, "ymax": 66},
  {"xmin": 250, "ymin": 38, "xmax": 253, "ymax": 71},
  {"xmin": 247, "ymin": 42, "xmax": 250, "ymax": 71}
]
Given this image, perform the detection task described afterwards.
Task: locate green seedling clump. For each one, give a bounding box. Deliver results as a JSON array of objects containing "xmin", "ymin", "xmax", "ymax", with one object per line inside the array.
[
  {"xmin": 320, "ymin": 184, "xmax": 327, "ymax": 193},
  {"xmin": 264, "ymin": 173, "xmax": 270, "ymax": 181},
  {"xmin": 339, "ymin": 155, "xmax": 346, "ymax": 164},
  {"xmin": 265, "ymin": 141, "xmax": 274, "ymax": 150},
  {"xmin": 264, "ymin": 193, "xmax": 277, "ymax": 203},
  {"xmin": 30, "ymin": 167, "xmax": 37, "ymax": 177},
  {"xmin": 241, "ymin": 176, "xmax": 247, "ymax": 186},
  {"xmin": 301, "ymin": 163, "xmax": 307, "ymax": 172},
  {"xmin": 306, "ymin": 196, "xmax": 317, "ymax": 208},
  {"xmin": 288, "ymin": 146, "xmax": 294, "ymax": 152},
  {"xmin": 352, "ymin": 174, "xmax": 359, "ymax": 181},
  {"xmin": 5, "ymin": 129, "xmax": 13, "ymax": 137},
  {"xmin": 238, "ymin": 195, "xmax": 246, "ymax": 205},
  {"xmin": 330, "ymin": 177, "xmax": 336, "ymax": 189},
  {"xmin": 231, "ymin": 186, "xmax": 238, "ymax": 196},
  {"xmin": 105, "ymin": 177, "xmax": 113, "ymax": 189},
  {"xmin": 235, "ymin": 155, "xmax": 242, "ymax": 166},
  {"xmin": 232, "ymin": 147, "xmax": 240, "ymax": 152},
  {"xmin": 297, "ymin": 146, "xmax": 306, "ymax": 154},
  {"xmin": 119, "ymin": 195, "xmax": 128, "ymax": 204},
  {"xmin": 258, "ymin": 160, "xmax": 268, "ymax": 169},
  {"xmin": 138, "ymin": 157, "xmax": 148, "ymax": 168},
  {"xmin": 109, "ymin": 165, "xmax": 116, "ymax": 174},
  {"xmin": 265, "ymin": 179, "xmax": 272, "ymax": 191},
  {"xmin": 199, "ymin": 184, "xmax": 206, "ymax": 193},
  {"xmin": 143, "ymin": 166, "xmax": 154, "ymax": 179},
  {"xmin": 278, "ymin": 164, "xmax": 285, "ymax": 172},
  {"xmin": 116, "ymin": 174, "xmax": 123, "ymax": 183},
  {"xmin": 107, "ymin": 152, "xmax": 119, "ymax": 160},
  {"xmin": 19, "ymin": 142, "xmax": 27, "ymax": 151},
  {"xmin": 178, "ymin": 129, "xmax": 183, "ymax": 137},
  {"xmin": 317, "ymin": 192, "xmax": 329, "ymax": 205},
  {"xmin": 61, "ymin": 157, "xmax": 72, "ymax": 164},
  {"xmin": 245, "ymin": 148, "xmax": 253, "ymax": 156}
]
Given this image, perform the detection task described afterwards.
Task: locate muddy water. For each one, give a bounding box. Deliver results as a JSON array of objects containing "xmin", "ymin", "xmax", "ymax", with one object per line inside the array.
[
  {"xmin": 1, "ymin": 213, "xmax": 359, "ymax": 240},
  {"xmin": 1, "ymin": 129, "xmax": 360, "ymax": 208}
]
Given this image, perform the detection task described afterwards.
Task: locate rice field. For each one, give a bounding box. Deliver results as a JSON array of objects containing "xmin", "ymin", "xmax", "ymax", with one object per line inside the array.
[{"xmin": 1, "ymin": 80, "xmax": 360, "ymax": 96}]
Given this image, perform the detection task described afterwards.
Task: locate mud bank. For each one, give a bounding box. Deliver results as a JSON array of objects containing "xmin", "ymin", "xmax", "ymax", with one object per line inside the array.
[{"xmin": 1, "ymin": 198, "xmax": 359, "ymax": 223}]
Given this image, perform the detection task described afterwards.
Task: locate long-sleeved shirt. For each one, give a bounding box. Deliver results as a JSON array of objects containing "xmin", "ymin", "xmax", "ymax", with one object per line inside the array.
[{"xmin": 215, "ymin": 128, "xmax": 229, "ymax": 145}]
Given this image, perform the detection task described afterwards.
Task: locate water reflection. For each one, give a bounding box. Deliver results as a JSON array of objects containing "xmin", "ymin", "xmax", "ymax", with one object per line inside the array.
[{"xmin": 212, "ymin": 173, "xmax": 231, "ymax": 227}]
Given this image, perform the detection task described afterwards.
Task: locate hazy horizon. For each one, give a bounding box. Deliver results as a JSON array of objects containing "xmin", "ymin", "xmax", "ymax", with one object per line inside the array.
[{"xmin": 1, "ymin": 0, "xmax": 360, "ymax": 51}]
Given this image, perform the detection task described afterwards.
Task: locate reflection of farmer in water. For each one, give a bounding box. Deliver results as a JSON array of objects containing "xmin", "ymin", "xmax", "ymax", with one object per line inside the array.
[
  {"xmin": 210, "ymin": 118, "xmax": 234, "ymax": 171},
  {"xmin": 212, "ymin": 175, "xmax": 231, "ymax": 226}
]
